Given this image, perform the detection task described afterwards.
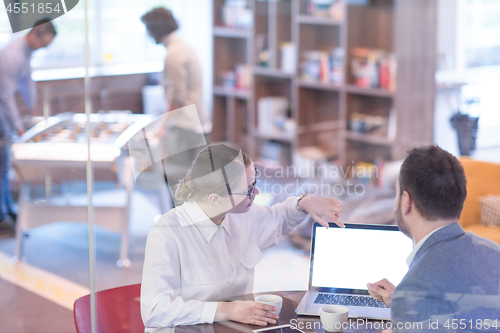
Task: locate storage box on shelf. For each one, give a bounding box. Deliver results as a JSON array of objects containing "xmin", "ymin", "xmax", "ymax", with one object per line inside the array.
[
  {"xmin": 216, "ymin": 0, "xmax": 253, "ymax": 30},
  {"xmin": 299, "ymin": 0, "xmax": 345, "ymax": 20},
  {"xmin": 345, "ymin": 93, "xmax": 394, "ymax": 146},
  {"xmin": 254, "ymin": 75, "xmax": 294, "ymax": 137}
]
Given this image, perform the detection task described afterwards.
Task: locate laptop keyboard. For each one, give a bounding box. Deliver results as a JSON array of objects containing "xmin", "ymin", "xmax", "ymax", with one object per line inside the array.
[{"xmin": 314, "ymin": 293, "xmax": 389, "ymax": 308}]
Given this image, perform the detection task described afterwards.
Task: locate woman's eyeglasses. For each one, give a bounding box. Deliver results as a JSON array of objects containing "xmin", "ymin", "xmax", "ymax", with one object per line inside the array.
[
  {"xmin": 205, "ymin": 146, "xmax": 258, "ymax": 207},
  {"xmin": 228, "ymin": 168, "xmax": 258, "ymax": 200}
]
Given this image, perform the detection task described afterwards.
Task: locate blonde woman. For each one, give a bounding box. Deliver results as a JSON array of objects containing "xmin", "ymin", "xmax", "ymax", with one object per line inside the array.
[{"xmin": 141, "ymin": 143, "xmax": 343, "ymax": 330}]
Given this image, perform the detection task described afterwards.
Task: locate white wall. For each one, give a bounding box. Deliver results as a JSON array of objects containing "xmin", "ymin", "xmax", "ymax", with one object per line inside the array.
[
  {"xmin": 434, "ymin": 0, "xmax": 500, "ymax": 154},
  {"xmin": 171, "ymin": 0, "xmax": 214, "ymax": 125},
  {"xmin": 434, "ymin": 0, "xmax": 461, "ymax": 155},
  {"xmin": 436, "ymin": 0, "xmax": 459, "ymax": 72}
]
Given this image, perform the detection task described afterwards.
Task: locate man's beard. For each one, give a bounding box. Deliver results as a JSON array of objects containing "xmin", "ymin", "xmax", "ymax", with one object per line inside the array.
[{"xmin": 395, "ymin": 199, "xmax": 411, "ymax": 238}]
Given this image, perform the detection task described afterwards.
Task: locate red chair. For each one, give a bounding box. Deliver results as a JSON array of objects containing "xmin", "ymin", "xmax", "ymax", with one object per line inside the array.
[{"xmin": 74, "ymin": 284, "xmax": 145, "ymax": 333}]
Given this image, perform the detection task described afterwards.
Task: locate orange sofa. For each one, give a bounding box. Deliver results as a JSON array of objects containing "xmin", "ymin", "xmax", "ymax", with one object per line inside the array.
[{"xmin": 459, "ymin": 158, "xmax": 500, "ymax": 244}]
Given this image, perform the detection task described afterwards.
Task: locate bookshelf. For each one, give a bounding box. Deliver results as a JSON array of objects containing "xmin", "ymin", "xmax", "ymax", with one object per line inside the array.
[{"xmin": 212, "ymin": 0, "xmax": 437, "ymax": 169}]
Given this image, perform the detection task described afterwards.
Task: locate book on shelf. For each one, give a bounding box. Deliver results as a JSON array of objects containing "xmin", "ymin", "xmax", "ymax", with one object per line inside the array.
[
  {"xmin": 387, "ymin": 108, "xmax": 397, "ymax": 141},
  {"xmin": 302, "ymin": 0, "xmax": 345, "ymax": 20},
  {"xmin": 259, "ymin": 141, "xmax": 291, "ymax": 167},
  {"xmin": 236, "ymin": 64, "xmax": 252, "ymax": 89},
  {"xmin": 280, "ymin": 42, "xmax": 297, "ymax": 74},
  {"xmin": 347, "ymin": 108, "xmax": 397, "ymax": 142},
  {"xmin": 350, "ymin": 48, "xmax": 397, "ymax": 91},
  {"xmin": 255, "ymin": 33, "xmax": 270, "ymax": 67},
  {"xmin": 259, "ymin": 141, "xmax": 282, "ymax": 165},
  {"xmin": 220, "ymin": 0, "xmax": 252, "ymax": 29},
  {"xmin": 218, "ymin": 64, "xmax": 252, "ymax": 90},
  {"xmin": 300, "ymin": 47, "xmax": 344, "ymax": 84},
  {"xmin": 292, "ymin": 146, "xmax": 330, "ymax": 179},
  {"xmin": 258, "ymin": 97, "xmax": 289, "ymax": 134},
  {"xmin": 348, "ymin": 112, "xmax": 389, "ymax": 137}
]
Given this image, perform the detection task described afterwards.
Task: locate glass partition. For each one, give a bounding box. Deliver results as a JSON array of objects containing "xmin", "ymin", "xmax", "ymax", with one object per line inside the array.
[
  {"xmin": 1, "ymin": 0, "xmax": 500, "ymax": 332},
  {"xmin": 0, "ymin": 2, "xmax": 95, "ymax": 332}
]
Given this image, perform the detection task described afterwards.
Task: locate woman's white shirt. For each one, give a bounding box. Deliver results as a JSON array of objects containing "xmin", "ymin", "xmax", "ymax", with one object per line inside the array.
[{"xmin": 141, "ymin": 196, "xmax": 307, "ymax": 330}]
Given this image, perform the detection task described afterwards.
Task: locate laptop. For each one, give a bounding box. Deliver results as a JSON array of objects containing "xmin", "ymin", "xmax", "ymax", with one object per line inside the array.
[{"xmin": 295, "ymin": 222, "xmax": 413, "ymax": 320}]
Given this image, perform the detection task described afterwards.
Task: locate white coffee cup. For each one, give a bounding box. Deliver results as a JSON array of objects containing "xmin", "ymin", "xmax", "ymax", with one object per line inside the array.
[
  {"xmin": 318, "ymin": 305, "xmax": 349, "ymax": 332},
  {"xmin": 254, "ymin": 294, "xmax": 283, "ymax": 315}
]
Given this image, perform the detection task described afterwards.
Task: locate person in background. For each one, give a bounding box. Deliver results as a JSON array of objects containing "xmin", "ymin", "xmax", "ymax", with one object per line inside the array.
[
  {"xmin": 141, "ymin": 143, "xmax": 344, "ymax": 330},
  {"xmin": 367, "ymin": 145, "xmax": 500, "ymax": 332},
  {"xmin": 141, "ymin": 8, "xmax": 209, "ymax": 207},
  {"xmin": 141, "ymin": 7, "xmax": 206, "ymax": 118},
  {"xmin": 0, "ymin": 19, "xmax": 57, "ymax": 224}
]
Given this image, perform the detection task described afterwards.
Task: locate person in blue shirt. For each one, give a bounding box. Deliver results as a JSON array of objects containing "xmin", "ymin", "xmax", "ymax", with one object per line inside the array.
[{"xmin": 0, "ymin": 19, "xmax": 56, "ymax": 223}]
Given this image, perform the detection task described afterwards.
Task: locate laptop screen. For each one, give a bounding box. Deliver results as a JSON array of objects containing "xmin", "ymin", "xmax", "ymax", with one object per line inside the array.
[{"xmin": 310, "ymin": 223, "xmax": 413, "ymax": 292}]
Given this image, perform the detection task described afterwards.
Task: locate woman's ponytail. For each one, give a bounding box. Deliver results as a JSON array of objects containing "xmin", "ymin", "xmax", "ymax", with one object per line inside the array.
[{"xmin": 175, "ymin": 172, "xmax": 193, "ymax": 203}]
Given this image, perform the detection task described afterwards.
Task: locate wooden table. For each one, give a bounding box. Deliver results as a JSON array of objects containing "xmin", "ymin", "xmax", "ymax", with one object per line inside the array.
[
  {"xmin": 173, "ymin": 291, "xmax": 387, "ymax": 333},
  {"xmin": 75, "ymin": 286, "xmax": 387, "ymax": 333}
]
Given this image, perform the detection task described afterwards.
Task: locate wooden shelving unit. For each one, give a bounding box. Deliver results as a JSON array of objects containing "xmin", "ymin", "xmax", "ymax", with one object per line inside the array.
[
  {"xmin": 252, "ymin": 129, "xmax": 295, "ymax": 143},
  {"xmin": 344, "ymin": 84, "xmax": 394, "ymax": 98},
  {"xmin": 212, "ymin": 0, "xmax": 437, "ymax": 168},
  {"xmin": 213, "ymin": 86, "xmax": 252, "ymax": 99},
  {"xmin": 213, "ymin": 26, "xmax": 252, "ymax": 39},
  {"xmin": 253, "ymin": 66, "xmax": 294, "ymax": 79},
  {"xmin": 345, "ymin": 131, "xmax": 393, "ymax": 146},
  {"xmin": 297, "ymin": 79, "xmax": 342, "ymax": 91},
  {"xmin": 296, "ymin": 15, "xmax": 343, "ymax": 26}
]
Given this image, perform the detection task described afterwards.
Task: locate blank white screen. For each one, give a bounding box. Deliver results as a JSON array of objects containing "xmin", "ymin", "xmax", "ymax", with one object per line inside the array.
[{"xmin": 311, "ymin": 227, "xmax": 413, "ymax": 290}]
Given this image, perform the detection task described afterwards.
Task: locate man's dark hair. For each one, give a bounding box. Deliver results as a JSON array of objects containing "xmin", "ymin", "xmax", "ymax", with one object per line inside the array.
[
  {"xmin": 31, "ymin": 19, "xmax": 57, "ymax": 37},
  {"xmin": 141, "ymin": 8, "xmax": 178, "ymax": 44},
  {"xmin": 399, "ymin": 145, "xmax": 467, "ymax": 221}
]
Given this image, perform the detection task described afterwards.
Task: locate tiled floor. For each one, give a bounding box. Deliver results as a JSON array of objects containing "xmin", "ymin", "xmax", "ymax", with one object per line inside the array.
[{"xmin": 0, "ymin": 278, "xmax": 76, "ymax": 333}]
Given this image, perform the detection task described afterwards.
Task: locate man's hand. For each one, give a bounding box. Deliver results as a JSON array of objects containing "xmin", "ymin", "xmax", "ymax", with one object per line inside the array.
[
  {"xmin": 17, "ymin": 129, "xmax": 26, "ymax": 136},
  {"xmin": 367, "ymin": 278, "xmax": 395, "ymax": 307},
  {"xmin": 215, "ymin": 300, "xmax": 278, "ymax": 326},
  {"xmin": 298, "ymin": 195, "xmax": 344, "ymax": 228}
]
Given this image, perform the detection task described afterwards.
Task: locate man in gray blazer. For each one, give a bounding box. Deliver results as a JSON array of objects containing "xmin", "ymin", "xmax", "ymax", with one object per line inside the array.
[{"xmin": 367, "ymin": 146, "xmax": 500, "ymax": 332}]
